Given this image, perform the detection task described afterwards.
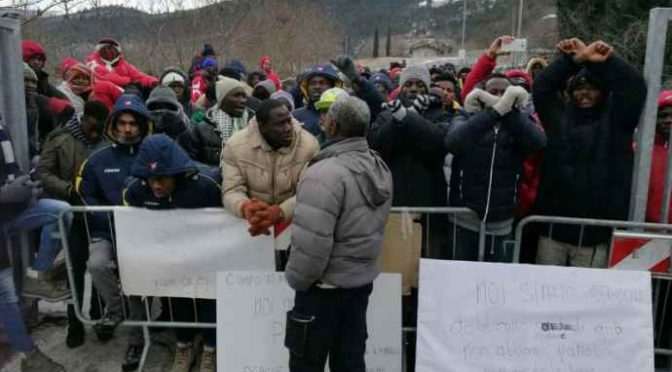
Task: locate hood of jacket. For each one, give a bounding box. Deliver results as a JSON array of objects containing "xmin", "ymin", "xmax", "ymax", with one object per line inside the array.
[
  {"xmin": 106, "ymin": 94, "xmax": 153, "ymax": 144},
  {"xmin": 146, "ymin": 85, "xmax": 189, "ymax": 137},
  {"xmin": 315, "ymin": 137, "xmax": 391, "ymax": 207},
  {"xmin": 299, "ymin": 64, "xmax": 343, "ymax": 100},
  {"xmin": 131, "ymin": 134, "xmax": 197, "ymax": 178}
]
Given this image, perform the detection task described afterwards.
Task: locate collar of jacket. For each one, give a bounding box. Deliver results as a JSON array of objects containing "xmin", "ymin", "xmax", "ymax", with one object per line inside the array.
[
  {"xmin": 314, "ymin": 137, "xmax": 368, "ymax": 162},
  {"xmin": 248, "ymin": 117, "xmax": 302, "ymax": 155}
]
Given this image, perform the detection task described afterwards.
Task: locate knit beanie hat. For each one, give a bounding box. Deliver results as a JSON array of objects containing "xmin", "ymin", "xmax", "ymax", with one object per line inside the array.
[
  {"xmin": 400, "ymin": 65, "xmax": 430, "ymax": 90},
  {"xmin": 216, "ymin": 76, "xmax": 244, "ymax": 105},
  {"xmin": 254, "ymin": 79, "xmax": 277, "ymax": 95},
  {"xmin": 659, "ymin": 90, "xmax": 672, "ymax": 109},
  {"xmin": 270, "ymin": 91, "xmax": 295, "ymax": 111},
  {"xmin": 161, "ymin": 72, "xmax": 186, "ymax": 86},
  {"xmin": 23, "ymin": 62, "xmax": 37, "ymax": 82}
]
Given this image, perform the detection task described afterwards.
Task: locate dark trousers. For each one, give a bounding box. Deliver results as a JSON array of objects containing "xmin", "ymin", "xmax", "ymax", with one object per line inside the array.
[
  {"xmin": 67, "ymin": 218, "xmax": 101, "ymax": 328},
  {"xmin": 445, "ymin": 222, "xmax": 513, "ymax": 263},
  {"xmin": 286, "ymin": 283, "xmax": 373, "ymax": 372},
  {"xmin": 172, "ymin": 298, "xmax": 216, "ymax": 346}
]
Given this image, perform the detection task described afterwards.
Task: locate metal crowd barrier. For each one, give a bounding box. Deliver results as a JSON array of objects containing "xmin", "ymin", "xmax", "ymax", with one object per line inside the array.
[
  {"xmin": 513, "ymin": 215, "xmax": 672, "ymax": 369},
  {"xmin": 56, "ymin": 205, "xmax": 474, "ymax": 371}
]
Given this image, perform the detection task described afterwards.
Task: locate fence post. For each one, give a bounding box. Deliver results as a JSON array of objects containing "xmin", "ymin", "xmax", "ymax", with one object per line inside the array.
[
  {"xmin": 630, "ymin": 8, "xmax": 672, "ymax": 222},
  {"xmin": 0, "ymin": 17, "xmax": 28, "ymax": 173}
]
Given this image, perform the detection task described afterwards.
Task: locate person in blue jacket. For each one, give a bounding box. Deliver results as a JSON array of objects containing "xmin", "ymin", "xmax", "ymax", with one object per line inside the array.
[
  {"xmin": 292, "ymin": 64, "xmax": 342, "ymax": 140},
  {"xmin": 75, "ymin": 93, "xmax": 152, "ymax": 371},
  {"xmin": 123, "ymin": 134, "xmax": 220, "ymax": 371}
]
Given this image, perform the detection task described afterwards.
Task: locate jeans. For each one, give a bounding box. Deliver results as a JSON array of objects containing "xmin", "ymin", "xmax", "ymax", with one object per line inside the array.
[
  {"xmin": 87, "ymin": 238, "xmax": 144, "ymax": 345},
  {"xmin": 10, "ymin": 198, "xmax": 72, "ymax": 271},
  {"xmin": 287, "ymin": 283, "xmax": 373, "ymax": 372},
  {"xmin": 172, "ymin": 298, "xmax": 216, "ymax": 346},
  {"xmin": 447, "ymin": 222, "xmax": 513, "ymax": 263},
  {"xmin": 0, "ymin": 268, "xmax": 34, "ymax": 352}
]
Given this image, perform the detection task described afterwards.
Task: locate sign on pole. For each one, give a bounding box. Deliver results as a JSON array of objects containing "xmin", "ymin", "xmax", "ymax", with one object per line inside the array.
[
  {"xmin": 216, "ymin": 271, "xmax": 402, "ymax": 372},
  {"xmin": 417, "ymin": 259, "xmax": 654, "ymax": 372}
]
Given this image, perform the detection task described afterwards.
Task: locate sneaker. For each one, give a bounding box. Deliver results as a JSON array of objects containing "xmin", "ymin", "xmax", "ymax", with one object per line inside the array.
[
  {"xmin": 66, "ymin": 322, "xmax": 85, "ymax": 349},
  {"xmin": 199, "ymin": 345, "xmax": 216, "ymax": 372},
  {"xmin": 22, "ymin": 277, "xmax": 70, "ymax": 301},
  {"xmin": 122, "ymin": 344, "xmax": 145, "ymax": 371},
  {"xmin": 170, "ymin": 342, "xmax": 197, "ymax": 372},
  {"xmin": 20, "ymin": 347, "xmax": 65, "ymax": 372},
  {"xmin": 93, "ymin": 311, "xmax": 122, "ymax": 342}
]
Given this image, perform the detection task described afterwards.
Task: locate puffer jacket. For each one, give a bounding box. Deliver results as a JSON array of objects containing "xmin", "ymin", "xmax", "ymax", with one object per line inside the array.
[
  {"xmin": 36, "ymin": 114, "xmax": 101, "ymax": 201},
  {"xmin": 86, "ymin": 46, "xmax": 157, "ymax": 88},
  {"xmin": 445, "ymin": 107, "xmax": 546, "ymax": 222},
  {"xmin": 221, "ymin": 117, "xmax": 319, "ymax": 220},
  {"xmin": 285, "ymin": 137, "xmax": 393, "ymax": 291},
  {"xmin": 76, "ymin": 94, "xmax": 153, "ymax": 239},
  {"xmin": 533, "ymin": 54, "xmax": 646, "ymax": 246},
  {"xmin": 123, "ymin": 134, "xmax": 221, "ymax": 209}
]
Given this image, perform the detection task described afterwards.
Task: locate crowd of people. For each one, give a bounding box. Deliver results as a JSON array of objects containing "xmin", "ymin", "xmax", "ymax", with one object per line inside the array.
[{"xmin": 0, "ymin": 32, "xmax": 668, "ymax": 372}]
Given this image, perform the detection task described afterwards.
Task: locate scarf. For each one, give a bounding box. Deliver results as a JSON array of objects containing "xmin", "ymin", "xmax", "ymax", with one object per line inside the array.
[
  {"xmin": 65, "ymin": 114, "xmax": 95, "ymax": 149},
  {"xmin": 208, "ymin": 107, "xmax": 249, "ymax": 145}
]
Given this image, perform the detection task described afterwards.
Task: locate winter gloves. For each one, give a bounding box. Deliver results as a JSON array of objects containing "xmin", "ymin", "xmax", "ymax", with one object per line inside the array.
[
  {"xmin": 240, "ymin": 199, "xmax": 284, "ymax": 237},
  {"xmin": 464, "ymin": 87, "xmax": 529, "ymax": 115},
  {"xmin": 464, "ymin": 89, "xmax": 500, "ymax": 113},
  {"xmin": 492, "ymin": 86, "xmax": 529, "ymax": 116},
  {"xmin": 384, "ymin": 94, "xmax": 442, "ymax": 122},
  {"xmin": 331, "ymin": 56, "xmax": 359, "ymax": 83}
]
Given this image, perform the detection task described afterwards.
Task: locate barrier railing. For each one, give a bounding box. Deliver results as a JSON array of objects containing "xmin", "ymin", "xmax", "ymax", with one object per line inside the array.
[
  {"xmin": 513, "ymin": 215, "xmax": 672, "ymax": 369},
  {"xmin": 57, "ymin": 205, "xmax": 473, "ymax": 371}
]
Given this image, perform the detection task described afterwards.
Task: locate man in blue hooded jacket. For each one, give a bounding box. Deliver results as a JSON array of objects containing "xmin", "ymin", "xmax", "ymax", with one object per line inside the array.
[
  {"xmin": 292, "ymin": 64, "xmax": 343, "ymax": 140},
  {"xmin": 75, "ymin": 94, "xmax": 152, "ymax": 371},
  {"xmin": 123, "ymin": 134, "xmax": 220, "ymax": 371}
]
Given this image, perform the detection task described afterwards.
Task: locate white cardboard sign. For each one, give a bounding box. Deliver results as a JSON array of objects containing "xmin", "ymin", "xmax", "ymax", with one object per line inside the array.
[
  {"xmin": 114, "ymin": 208, "xmax": 275, "ymax": 299},
  {"xmin": 216, "ymin": 271, "xmax": 402, "ymax": 372},
  {"xmin": 417, "ymin": 259, "xmax": 654, "ymax": 372}
]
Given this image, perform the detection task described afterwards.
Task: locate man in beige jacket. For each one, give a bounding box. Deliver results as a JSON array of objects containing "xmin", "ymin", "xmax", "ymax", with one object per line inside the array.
[{"xmin": 222, "ymin": 98, "xmax": 319, "ymax": 239}]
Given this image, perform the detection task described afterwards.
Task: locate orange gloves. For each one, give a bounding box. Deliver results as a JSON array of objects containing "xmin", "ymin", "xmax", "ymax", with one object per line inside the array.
[{"xmin": 240, "ymin": 199, "xmax": 283, "ymax": 237}]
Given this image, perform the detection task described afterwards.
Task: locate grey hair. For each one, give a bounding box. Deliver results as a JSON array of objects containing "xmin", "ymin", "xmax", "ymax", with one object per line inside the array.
[{"xmin": 326, "ymin": 95, "xmax": 371, "ymax": 137}]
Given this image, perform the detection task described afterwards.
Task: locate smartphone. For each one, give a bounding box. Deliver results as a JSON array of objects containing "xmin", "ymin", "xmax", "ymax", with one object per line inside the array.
[{"xmin": 501, "ymin": 38, "xmax": 528, "ymax": 53}]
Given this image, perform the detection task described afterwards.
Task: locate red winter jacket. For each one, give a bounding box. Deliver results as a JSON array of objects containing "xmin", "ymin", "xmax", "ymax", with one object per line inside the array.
[
  {"xmin": 259, "ymin": 56, "xmax": 281, "ymax": 91},
  {"xmin": 647, "ymin": 134, "xmax": 671, "ymax": 223},
  {"xmin": 461, "ymin": 54, "xmax": 497, "ymax": 102},
  {"xmin": 86, "ymin": 51, "xmax": 157, "ymax": 88}
]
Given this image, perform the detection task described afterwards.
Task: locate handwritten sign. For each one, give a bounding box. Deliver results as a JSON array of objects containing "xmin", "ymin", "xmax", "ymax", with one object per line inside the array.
[
  {"xmin": 216, "ymin": 271, "xmax": 402, "ymax": 372},
  {"xmin": 114, "ymin": 208, "xmax": 274, "ymax": 298},
  {"xmin": 416, "ymin": 259, "xmax": 654, "ymax": 372}
]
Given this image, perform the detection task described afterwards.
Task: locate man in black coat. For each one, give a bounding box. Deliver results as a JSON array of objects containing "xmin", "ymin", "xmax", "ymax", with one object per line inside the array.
[
  {"xmin": 532, "ymin": 38, "xmax": 646, "ymax": 267},
  {"xmin": 367, "ymin": 64, "xmax": 453, "ymax": 372},
  {"xmin": 445, "ymin": 78, "xmax": 546, "ymax": 263}
]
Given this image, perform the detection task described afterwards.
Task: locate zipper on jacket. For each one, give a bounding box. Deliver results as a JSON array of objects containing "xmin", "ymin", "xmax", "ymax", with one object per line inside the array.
[{"xmin": 479, "ymin": 125, "xmax": 499, "ymax": 260}]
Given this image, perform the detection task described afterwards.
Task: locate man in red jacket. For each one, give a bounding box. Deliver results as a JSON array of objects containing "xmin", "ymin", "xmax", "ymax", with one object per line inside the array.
[
  {"xmin": 86, "ymin": 38, "xmax": 158, "ymax": 89},
  {"xmin": 647, "ymin": 90, "xmax": 672, "ymax": 223}
]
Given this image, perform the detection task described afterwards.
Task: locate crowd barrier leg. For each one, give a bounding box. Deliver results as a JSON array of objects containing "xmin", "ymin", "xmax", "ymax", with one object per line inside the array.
[{"xmin": 139, "ymin": 325, "xmax": 151, "ymax": 372}]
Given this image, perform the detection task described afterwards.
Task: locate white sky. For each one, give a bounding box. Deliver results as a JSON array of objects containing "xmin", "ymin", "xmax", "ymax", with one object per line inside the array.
[{"xmin": 0, "ymin": 0, "xmax": 209, "ymax": 14}]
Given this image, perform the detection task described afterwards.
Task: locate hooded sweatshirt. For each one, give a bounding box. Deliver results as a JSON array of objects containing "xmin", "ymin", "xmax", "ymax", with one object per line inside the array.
[
  {"xmin": 123, "ymin": 134, "xmax": 221, "ymax": 209},
  {"xmin": 76, "ymin": 94, "xmax": 153, "ymax": 239},
  {"xmin": 285, "ymin": 137, "xmax": 393, "ymax": 291}
]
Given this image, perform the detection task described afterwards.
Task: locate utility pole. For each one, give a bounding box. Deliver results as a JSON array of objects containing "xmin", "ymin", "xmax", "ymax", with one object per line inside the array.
[
  {"xmin": 460, "ymin": 0, "xmax": 466, "ymax": 50},
  {"xmin": 517, "ymin": 0, "xmax": 524, "ymax": 37}
]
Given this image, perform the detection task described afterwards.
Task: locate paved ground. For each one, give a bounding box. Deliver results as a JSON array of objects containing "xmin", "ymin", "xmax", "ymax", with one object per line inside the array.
[{"xmin": 0, "ymin": 301, "xmax": 176, "ymax": 372}]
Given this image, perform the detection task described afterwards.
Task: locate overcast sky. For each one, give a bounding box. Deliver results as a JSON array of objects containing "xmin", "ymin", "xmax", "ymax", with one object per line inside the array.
[{"xmin": 0, "ymin": 0, "xmax": 207, "ymax": 14}]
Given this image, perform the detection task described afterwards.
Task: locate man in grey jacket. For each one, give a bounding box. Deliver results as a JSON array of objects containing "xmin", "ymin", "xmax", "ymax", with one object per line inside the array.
[{"xmin": 284, "ymin": 95, "xmax": 393, "ymax": 372}]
